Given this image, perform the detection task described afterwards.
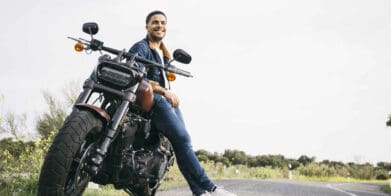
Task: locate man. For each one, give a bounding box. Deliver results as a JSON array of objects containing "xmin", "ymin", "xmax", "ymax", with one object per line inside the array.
[{"xmin": 129, "ymin": 10, "xmax": 237, "ymax": 196}]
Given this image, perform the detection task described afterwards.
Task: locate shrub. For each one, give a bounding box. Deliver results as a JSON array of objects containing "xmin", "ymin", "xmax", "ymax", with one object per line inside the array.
[{"xmin": 0, "ymin": 132, "xmax": 54, "ymax": 194}]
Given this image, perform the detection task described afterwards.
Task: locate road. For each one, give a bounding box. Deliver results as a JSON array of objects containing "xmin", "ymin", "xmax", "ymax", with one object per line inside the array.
[{"xmin": 157, "ymin": 179, "xmax": 389, "ymax": 196}]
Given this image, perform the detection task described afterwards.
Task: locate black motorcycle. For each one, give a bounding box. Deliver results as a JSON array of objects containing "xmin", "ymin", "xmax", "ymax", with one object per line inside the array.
[{"xmin": 38, "ymin": 22, "xmax": 193, "ymax": 196}]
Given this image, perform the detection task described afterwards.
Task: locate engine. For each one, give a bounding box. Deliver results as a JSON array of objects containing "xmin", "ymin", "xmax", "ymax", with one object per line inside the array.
[{"xmin": 92, "ymin": 112, "xmax": 174, "ymax": 190}]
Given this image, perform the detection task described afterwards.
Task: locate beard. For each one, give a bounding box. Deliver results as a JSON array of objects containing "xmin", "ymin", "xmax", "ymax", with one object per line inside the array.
[
  {"xmin": 148, "ymin": 30, "xmax": 165, "ymax": 42},
  {"xmin": 149, "ymin": 35, "xmax": 163, "ymax": 42}
]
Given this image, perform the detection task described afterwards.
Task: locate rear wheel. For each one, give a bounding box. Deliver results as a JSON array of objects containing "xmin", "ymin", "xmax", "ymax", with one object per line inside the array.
[{"xmin": 38, "ymin": 109, "xmax": 104, "ymax": 196}]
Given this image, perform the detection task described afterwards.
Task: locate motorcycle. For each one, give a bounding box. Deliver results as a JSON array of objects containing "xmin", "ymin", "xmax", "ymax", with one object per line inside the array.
[{"xmin": 38, "ymin": 22, "xmax": 193, "ymax": 196}]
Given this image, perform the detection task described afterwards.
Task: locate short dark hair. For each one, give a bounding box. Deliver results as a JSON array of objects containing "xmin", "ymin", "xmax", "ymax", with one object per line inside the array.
[{"xmin": 146, "ymin": 10, "xmax": 166, "ymax": 24}]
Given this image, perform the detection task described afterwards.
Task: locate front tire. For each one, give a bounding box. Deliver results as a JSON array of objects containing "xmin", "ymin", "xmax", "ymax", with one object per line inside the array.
[{"xmin": 38, "ymin": 109, "xmax": 103, "ymax": 196}]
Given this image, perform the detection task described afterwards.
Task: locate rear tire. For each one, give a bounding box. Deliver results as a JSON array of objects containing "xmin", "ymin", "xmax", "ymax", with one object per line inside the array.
[{"xmin": 38, "ymin": 109, "xmax": 103, "ymax": 196}]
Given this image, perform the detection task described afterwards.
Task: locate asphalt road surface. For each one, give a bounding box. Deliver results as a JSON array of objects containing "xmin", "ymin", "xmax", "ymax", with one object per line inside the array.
[{"xmin": 157, "ymin": 179, "xmax": 389, "ymax": 196}]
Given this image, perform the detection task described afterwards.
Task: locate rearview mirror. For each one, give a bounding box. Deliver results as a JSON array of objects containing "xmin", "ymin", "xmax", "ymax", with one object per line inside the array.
[
  {"xmin": 173, "ymin": 49, "xmax": 192, "ymax": 64},
  {"xmin": 82, "ymin": 22, "xmax": 99, "ymax": 35}
]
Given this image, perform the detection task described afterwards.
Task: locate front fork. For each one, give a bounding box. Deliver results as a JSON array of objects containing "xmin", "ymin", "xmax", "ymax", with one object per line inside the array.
[
  {"xmin": 76, "ymin": 79, "xmax": 138, "ymax": 176},
  {"xmin": 88, "ymin": 101, "xmax": 130, "ymax": 176}
]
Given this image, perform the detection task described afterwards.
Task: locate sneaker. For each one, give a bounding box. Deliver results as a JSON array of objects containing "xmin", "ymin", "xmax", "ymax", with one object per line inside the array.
[
  {"xmin": 196, "ymin": 191, "xmax": 211, "ymax": 196},
  {"xmin": 210, "ymin": 186, "xmax": 237, "ymax": 196}
]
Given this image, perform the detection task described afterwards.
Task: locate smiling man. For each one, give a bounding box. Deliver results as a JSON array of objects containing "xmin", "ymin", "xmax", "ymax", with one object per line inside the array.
[{"xmin": 128, "ymin": 11, "xmax": 236, "ymax": 196}]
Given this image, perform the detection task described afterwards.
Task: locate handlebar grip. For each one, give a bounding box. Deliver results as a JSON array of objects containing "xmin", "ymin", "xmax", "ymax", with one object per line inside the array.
[{"xmin": 166, "ymin": 66, "xmax": 193, "ymax": 77}]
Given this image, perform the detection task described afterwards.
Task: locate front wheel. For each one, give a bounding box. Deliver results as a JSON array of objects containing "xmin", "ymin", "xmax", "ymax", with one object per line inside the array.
[{"xmin": 38, "ymin": 109, "xmax": 104, "ymax": 196}]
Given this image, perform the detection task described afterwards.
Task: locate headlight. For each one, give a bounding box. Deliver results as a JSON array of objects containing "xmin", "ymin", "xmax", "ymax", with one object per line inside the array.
[{"xmin": 97, "ymin": 62, "xmax": 139, "ymax": 89}]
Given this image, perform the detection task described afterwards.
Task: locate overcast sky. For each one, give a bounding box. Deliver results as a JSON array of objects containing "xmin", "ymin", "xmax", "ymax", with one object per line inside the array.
[{"xmin": 1, "ymin": 0, "xmax": 391, "ymax": 164}]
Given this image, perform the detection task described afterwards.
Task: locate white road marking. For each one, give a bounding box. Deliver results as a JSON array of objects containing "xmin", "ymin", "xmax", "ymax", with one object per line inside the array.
[
  {"xmin": 327, "ymin": 183, "xmax": 389, "ymax": 196},
  {"xmin": 327, "ymin": 184, "xmax": 357, "ymax": 196}
]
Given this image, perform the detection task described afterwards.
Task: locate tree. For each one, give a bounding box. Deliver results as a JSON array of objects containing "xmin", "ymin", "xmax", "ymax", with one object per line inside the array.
[
  {"xmin": 268, "ymin": 155, "xmax": 286, "ymax": 168},
  {"xmin": 36, "ymin": 91, "xmax": 67, "ymax": 138},
  {"xmin": 298, "ymin": 155, "xmax": 315, "ymax": 166},
  {"xmin": 195, "ymin": 149, "xmax": 211, "ymax": 162},
  {"xmin": 0, "ymin": 113, "xmax": 27, "ymax": 139},
  {"xmin": 62, "ymin": 80, "xmax": 81, "ymax": 107},
  {"xmin": 250, "ymin": 155, "xmax": 287, "ymax": 168},
  {"xmin": 223, "ymin": 149, "xmax": 247, "ymax": 165},
  {"xmin": 0, "ymin": 95, "xmax": 28, "ymax": 139},
  {"xmin": 287, "ymin": 158, "xmax": 300, "ymax": 170},
  {"xmin": 215, "ymin": 156, "xmax": 230, "ymax": 167},
  {"xmin": 254, "ymin": 155, "xmax": 271, "ymax": 167},
  {"xmin": 247, "ymin": 156, "xmax": 257, "ymax": 167},
  {"xmin": 377, "ymin": 162, "xmax": 391, "ymax": 171},
  {"xmin": 36, "ymin": 81, "xmax": 80, "ymax": 138}
]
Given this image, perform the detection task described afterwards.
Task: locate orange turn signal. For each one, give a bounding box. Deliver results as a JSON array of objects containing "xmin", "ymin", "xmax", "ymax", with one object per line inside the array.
[
  {"xmin": 166, "ymin": 72, "xmax": 176, "ymax": 81},
  {"xmin": 74, "ymin": 42, "xmax": 84, "ymax": 52}
]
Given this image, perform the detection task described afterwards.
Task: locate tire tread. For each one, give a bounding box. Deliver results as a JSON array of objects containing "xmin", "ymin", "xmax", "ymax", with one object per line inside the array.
[{"xmin": 38, "ymin": 109, "xmax": 103, "ymax": 196}]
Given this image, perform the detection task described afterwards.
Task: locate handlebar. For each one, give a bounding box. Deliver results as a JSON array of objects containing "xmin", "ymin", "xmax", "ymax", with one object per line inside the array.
[
  {"xmin": 110, "ymin": 46, "xmax": 193, "ymax": 78},
  {"xmin": 166, "ymin": 66, "xmax": 192, "ymax": 77},
  {"xmin": 69, "ymin": 37, "xmax": 193, "ymax": 77}
]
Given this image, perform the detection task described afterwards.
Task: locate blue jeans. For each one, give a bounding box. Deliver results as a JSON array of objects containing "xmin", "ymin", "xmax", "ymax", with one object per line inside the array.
[{"xmin": 150, "ymin": 95, "xmax": 215, "ymax": 195}]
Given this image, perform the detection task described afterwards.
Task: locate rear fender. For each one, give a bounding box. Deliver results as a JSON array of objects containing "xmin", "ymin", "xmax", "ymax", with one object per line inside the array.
[{"xmin": 74, "ymin": 104, "xmax": 110, "ymax": 124}]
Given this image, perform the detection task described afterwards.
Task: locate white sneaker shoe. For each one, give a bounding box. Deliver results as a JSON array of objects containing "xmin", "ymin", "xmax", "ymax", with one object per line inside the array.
[
  {"xmin": 198, "ymin": 191, "xmax": 212, "ymax": 196},
  {"xmin": 210, "ymin": 186, "xmax": 237, "ymax": 196}
]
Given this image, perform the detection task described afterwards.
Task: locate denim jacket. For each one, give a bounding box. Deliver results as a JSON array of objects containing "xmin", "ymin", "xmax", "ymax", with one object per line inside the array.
[{"xmin": 129, "ymin": 36, "xmax": 171, "ymax": 88}]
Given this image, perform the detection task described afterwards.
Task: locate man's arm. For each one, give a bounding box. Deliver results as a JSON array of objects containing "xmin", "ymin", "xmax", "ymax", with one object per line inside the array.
[
  {"xmin": 149, "ymin": 80, "xmax": 180, "ymax": 107},
  {"xmin": 129, "ymin": 42, "xmax": 148, "ymax": 70},
  {"xmin": 129, "ymin": 42, "xmax": 180, "ymax": 107}
]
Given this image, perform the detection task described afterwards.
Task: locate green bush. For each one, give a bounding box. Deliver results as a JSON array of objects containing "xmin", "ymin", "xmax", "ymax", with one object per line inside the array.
[
  {"xmin": 381, "ymin": 185, "xmax": 391, "ymax": 195},
  {"xmin": 298, "ymin": 163, "xmax": 344, "ymax": 177},
  {"xmin": 0, "ymin": 132, "xmax": 54, "ymax": 194}
]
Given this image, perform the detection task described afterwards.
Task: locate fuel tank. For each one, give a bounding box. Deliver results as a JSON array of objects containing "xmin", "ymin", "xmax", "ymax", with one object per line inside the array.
[{"xmin": 135, "ymin": 80, "xmax": 154, "ymax": 112}]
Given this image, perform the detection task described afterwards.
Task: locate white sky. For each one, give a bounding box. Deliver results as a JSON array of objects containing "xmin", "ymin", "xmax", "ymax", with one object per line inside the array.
[{"xmin": 1, "ymin": 0, "xmax": 391, "ymax": 163}]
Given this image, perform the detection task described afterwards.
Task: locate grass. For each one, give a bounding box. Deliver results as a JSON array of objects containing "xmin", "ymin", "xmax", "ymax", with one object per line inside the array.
[
  {"xmin": 83, "ymin": 163, "xmax": 187, "ymax": 195},
  {"xmin": 381, "ymin": 185, "xmax": 391, "ymax": 195},
  {"xmin": 295, "ymin": 175, "xmax": 388, "ymax": 183},
  {"xmin": 83, "ymin": 162, "xmax": 389, "ymax": 195},
  {"xmin": 3, "ymin": 161, "xmax": 389, "ymax": 195}
]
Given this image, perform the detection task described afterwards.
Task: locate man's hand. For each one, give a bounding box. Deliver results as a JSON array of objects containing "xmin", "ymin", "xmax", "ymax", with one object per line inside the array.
[
  {"xmin": 149, "ymin": 80, "xmax": 180, "ymax": 107},
  {"xmin": 164, "ymin": 90, "xmax": 180, "ymax": 107}
]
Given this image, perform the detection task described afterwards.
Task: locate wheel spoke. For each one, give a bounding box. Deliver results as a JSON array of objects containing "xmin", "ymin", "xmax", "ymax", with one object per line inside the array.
[{"xmin": 65, "ymin": 141, "xmax": 96, "ymax": 194}]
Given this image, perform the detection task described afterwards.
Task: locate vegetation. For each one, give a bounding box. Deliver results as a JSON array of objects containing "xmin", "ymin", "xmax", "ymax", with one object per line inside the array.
[
  {"xmin": 0, "ymin": 91, "xmax": 68, "ymax": 194},
  {"xmin": 1, "ymin": 133, "xmax": 390, "ymax": 194},
  {"xmin": 0, "ymin": 91, "xmax": 390, "ymax": 195},
  {"xmin": 0, "ymin": 133, "xmax": 54, "ymax": 195},
  {"xmin": 36, "ymin": 91, "xmax": 67, "ymax": 138},
  {"xmin": 381, "ymin": 185, "xmax": 391, "ymax": 195},
  {"xmin": 195, "ymin": 149, "xmax": 390, "ymax": 180}
]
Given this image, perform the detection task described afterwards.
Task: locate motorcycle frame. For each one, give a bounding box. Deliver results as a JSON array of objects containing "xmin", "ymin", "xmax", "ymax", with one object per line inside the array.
[{"xmin": 74, "ymin": 57, "xmax": 141, "ymax": 176}]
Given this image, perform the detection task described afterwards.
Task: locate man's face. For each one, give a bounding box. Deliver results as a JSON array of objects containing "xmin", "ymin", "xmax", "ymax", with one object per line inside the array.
[{"xmin": 146, "ymin": 14, "xmax": 167, "ymax": 42}]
